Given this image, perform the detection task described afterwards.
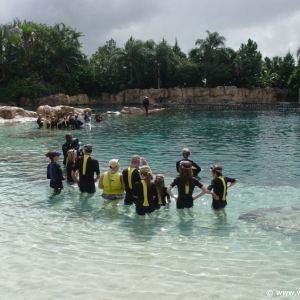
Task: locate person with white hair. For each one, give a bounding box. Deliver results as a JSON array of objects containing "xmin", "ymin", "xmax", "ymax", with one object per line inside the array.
[{"xmin": 98, "ymin": 159, "xmax": 125, "ymax": 200}]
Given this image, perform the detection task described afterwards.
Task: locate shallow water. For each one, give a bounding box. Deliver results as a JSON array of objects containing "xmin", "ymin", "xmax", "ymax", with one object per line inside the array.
[{"xmin": 1, "ymin": 107, "xmax": 300, "ymax": 299}]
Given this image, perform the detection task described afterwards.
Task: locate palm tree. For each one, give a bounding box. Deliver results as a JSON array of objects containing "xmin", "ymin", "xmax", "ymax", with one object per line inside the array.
[
  {"xmin": 195, "ymin": 30, "xmax": 226, "ymax": 62},
  {"xmin": 150, "ymin": 38, "xmax": 179, "ymax": 88},
  {"xmin": 111, "ymin": 37, "xmax": 149, "ymax": 83}
]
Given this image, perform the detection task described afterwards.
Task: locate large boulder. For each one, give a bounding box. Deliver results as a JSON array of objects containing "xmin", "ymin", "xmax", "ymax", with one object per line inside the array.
[
  {"xmin": 0, "ymin": 106, "xmax": 37, "ymax": 119},
  {"xmin": 36, "ymin": 105, "xmax": 92, "ymax": 118},
  {"xmin": 121, "ymin": 106, "xmax": 143, "ymax": 114}
]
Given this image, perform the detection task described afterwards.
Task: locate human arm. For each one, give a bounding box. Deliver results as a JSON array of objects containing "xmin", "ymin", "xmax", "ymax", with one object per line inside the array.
[
  {"xmin": 167, "ymin": 185, "xmax": 178, "ymax": 200},
  {"xmin": 94, "ymin": 174, "xmax": 100, "ymax": 183},
  {"xmin": 227, "ymin": 179, "xmax": 238, "ymax": 189},
  {"xmin": 141, "ymin": 157, "xmax": 148, "ymax": 166},
  {"xmin": 98, "ymin": 174, "xmax": 104, "ymax": 188},
  {"xmin": 71, "ymin": 170, "xmax": 79, "ymax": 185},
  {"xmin": 120, "ymin": 175, "xmax": 126, "ymax": 190}
]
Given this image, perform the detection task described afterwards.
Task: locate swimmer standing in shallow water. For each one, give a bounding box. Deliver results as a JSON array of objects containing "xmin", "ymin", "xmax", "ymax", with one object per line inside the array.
[
  {"xmin": 207, "ymin": 164, "xmax": 238, "ymax": 210},
  {"xmin": 45, "ymin": 150, "xmax": 65, "ymax": 194},
  {"xmin": 167, "ymin": 161, "xmax": 218, "ymax": 209}
]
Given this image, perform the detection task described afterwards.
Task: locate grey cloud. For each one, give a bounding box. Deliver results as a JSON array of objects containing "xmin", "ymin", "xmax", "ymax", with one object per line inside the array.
[{"xmin": 0, "ymin": 0, "xmax": 300, "ymax": 58}]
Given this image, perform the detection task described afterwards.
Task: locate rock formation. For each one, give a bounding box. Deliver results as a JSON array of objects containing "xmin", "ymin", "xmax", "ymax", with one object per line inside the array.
[{"xmin": 36, "ymin": 105, "xmax": 92, "ymax": 117}]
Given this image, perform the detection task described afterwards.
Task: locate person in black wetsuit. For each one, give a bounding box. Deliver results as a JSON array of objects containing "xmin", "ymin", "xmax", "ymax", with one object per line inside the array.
[
  {"xmin": 133, "ymin": 165, "xmax": 156, "ymax": 215},
  {"xmin": 37, "ymin": 114, "xmax": 43, "ymax": 128},
  {"xmin": 176, "ymin": 147, "xmax": 201, "ymax": 177},
  {"xmin": 122, "ymin": 155, "xmax": 148, "ymax": 205},
  {"xmin": 62, "ymin": 133, "xmax": 73, "ymax": 166},
  {"xmin": 142, "ymin": 96, "xmax": 149, "ymax": 114},
  {"xmin": 66, "ymin": 149, "xmax": 78, "ymax": 183},
  {"xmin": 154, "ymin": 174, "xmax": 170, "ymax": 209},
  {"xmin": 71, "ymin": 144, "xmax": 100, "ymax": 193},
  {"xmin": 167, "ymin": 161, "xmax": 217, "ymax": 209},
  {"xmin": 207, "ymin": 164, "xmax": 238, "ymax": 210},
  {"xmin": 45, "ymin": 150, "xmax": 65, "ymax": 194}
]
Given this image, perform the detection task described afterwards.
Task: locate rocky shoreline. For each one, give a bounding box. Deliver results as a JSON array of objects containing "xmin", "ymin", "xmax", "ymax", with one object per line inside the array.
[{"xmin": 0, "ymin": 86, "xmax": 296, "ymax": 108}]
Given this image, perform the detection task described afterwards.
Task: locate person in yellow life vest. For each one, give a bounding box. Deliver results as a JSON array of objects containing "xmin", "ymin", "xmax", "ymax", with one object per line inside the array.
[
  {"xmin": 154, "ymin": 174, "xmax": 171, "ymax": 209},
  {"xmin": 71, "ymin": 144, "xmax": 100, "ymax": 193},
  {"xmin": 207, "ymin": 164, "xmax": 238, "ymax": 210},
  {"xmin": 167, "ymin": 161, "xmax": 218, "ymax": 209},
  {"xmin": 133, "ymin": 165, "xmax": 156, "ymax": 215},
  {"xmin": 98, "ymin": 159, "xmax": 125, "ymax": 200},
  {"xmin": 122, "ymin": 155, "xmax": 148, "ymax": 205}
]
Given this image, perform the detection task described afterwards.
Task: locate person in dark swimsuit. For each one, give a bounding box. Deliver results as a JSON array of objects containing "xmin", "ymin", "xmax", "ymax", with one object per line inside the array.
[
  {"xmin": 133, "ymin": 165, "xmax": 156, "ymax": 215},
  {"xmin": 167, "ymin": 161, "xmax": 217, "ymax": 209},
  {"xmin": 154, "ymin": 174, "xmax": 170, "ymax": 209},
  {"xmin": 45, "ymin": 150, "xmax": 65, "ymax": 194},
  {"xmin": 207, "ymin": 164, "xmax": 238, "ymax": 210},
  {"xmin": 176, "ymin": 147, "xmax": 201, "ymax": 177},
  {"xmin": 122, "ymin": 155, "xmax": 148, "ymax": 205}
]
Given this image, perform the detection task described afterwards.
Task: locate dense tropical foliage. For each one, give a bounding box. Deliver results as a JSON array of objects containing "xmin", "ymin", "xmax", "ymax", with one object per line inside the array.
[{"xmin": 0, "ymin": 19, "xmax": 299, "ymax": 102}]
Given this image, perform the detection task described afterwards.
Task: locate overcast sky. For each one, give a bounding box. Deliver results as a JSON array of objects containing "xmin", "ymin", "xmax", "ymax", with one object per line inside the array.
[{"xmin": 1, "ymin": 0, "xmax": 300, "ymax": 59}]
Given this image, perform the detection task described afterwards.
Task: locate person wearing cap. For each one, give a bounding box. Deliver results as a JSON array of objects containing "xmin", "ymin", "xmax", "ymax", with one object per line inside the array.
[
  {"xmin": 207, "ymin": 164, "xmax": 238, "ymax": 210},
  {"xmin": 45, "ymin": 150, "xmax": 65, "ymax": 193},
  {"xmin": 142, "ymin": 96, "xmax": 149, "ymax": 114},
  {"xmin": 176, "ymin": 148, "xmax": 201, "ymax": 177},
  {"xmin": 71, "ymin": 144, "xmax": 100, "ymax": 193},
  {"xmin": 98, "ymin": 159, "xmax": 125, "ymax": 200},
  {"xmin": 122, "ymin": 155, "xmax": 148, "ymax": 205},
  {"xmin": 167, "ymin": 161, "xmax": 217, "ymax": 209}
]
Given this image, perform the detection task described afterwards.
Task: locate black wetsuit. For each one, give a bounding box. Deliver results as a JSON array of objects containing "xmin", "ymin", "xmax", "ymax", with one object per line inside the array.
[
  {"xmin": 73, "ymin": 119, "xmax": 83, "ymax": 129},
  {"xmin": 170, "ymin": 176, "xmax": 203, "ymax": 209},
  {"xmin": 47, "ymin": 162, "xmax": 64, "ymax": 191},
  {"xmin": 207, "ymin": 176, "xmax": 236, "ymax": 210},
  {"xmin": 62, "ymin": 141, "xmax": 72, "ymax": 165},
  {"xmin": 176, "ymin": 158, "xmax": 201, "ymax": 177},
  {"xmin": 66, "ymin": 160, "xmax": 75, "ymax": 183},
  {"xmin": 72, "ymin": 156, "xmax": 100, "ymax": 193},
  {"xmin": 122, "ymin": 167, "xmax": 141, "ymax": 205},
  {"xmin": 133, "ymin": 180, "xmax": 156, "ymax": 215},
  {"xmin": 37, "ymin": 118, "xmax": 43, "ymax": 128},
  {"xmin": 154, "ymin": 186, "xmax": 170, "ymax": 209},
  {"xmin": 142, "ymin": 98, "xmax": 149, "ymax": 113}
]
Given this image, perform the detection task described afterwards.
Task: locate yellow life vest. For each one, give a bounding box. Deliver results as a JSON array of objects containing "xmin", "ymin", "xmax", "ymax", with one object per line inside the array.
[
  {"xmin": 103, "ymin": 172, "xmax": 124, "ymax": 195},
  {"xmin": 82, "ymin": 155, "xmax": 90, "ymax": 175},
  {"xmin": 156, "ymin": 188, "xmax": 162, "ymax": 205}
]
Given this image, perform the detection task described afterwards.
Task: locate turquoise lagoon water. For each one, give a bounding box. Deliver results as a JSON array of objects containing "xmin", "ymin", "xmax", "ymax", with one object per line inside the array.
[{"xmin": 1, "ymin": 107, "xmax": 300, "ymax": 299}]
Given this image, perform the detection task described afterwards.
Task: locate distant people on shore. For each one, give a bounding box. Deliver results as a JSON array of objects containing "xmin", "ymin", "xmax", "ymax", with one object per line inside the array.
[
  {"xmin": 142, "ymin": 96, "xmax": 149, "ymax": 114},
  {"xmin": 98, "ymin": 159, "xmax": 125, "ymax": 200},
  {"xmin": 167, "ymin": 161, "xmax": 218, "ymax": 209},
  {"xmin": 207, "ymin": 164, "xmax": 238, "ymax": 210},
  {"xmin": 45, "ymin": 150, "xmax": 65, "ymax": 194},
  {"xmin": 176, "ymin": 147, "xmax": 201, "ymax": 177}
]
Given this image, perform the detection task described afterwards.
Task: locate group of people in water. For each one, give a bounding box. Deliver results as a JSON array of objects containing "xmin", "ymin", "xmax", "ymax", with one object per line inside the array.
[
  {"xmin": 37, "ymin": 111, "xmax": 102, "ymax": 129},
  {"xmin": 46, "ymin": 138, "xmax": 238, "ymax": 215}
]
